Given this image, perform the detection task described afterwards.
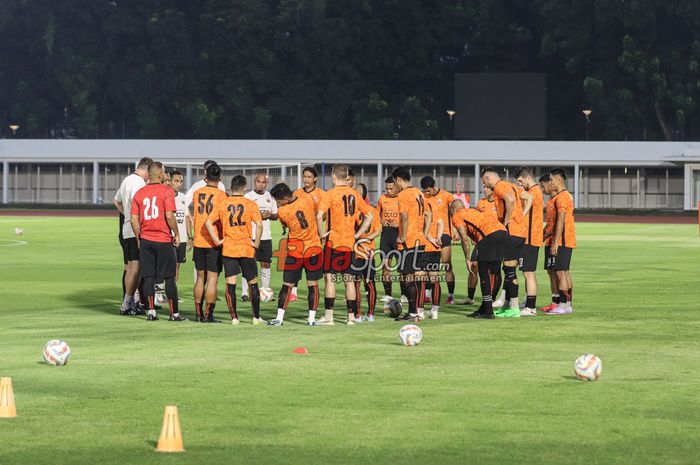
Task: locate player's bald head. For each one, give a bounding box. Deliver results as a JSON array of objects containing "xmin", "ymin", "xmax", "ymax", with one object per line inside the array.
[
  {"xmin": 448, "ymin": 199, "xmax": 465, "ymax": 215},
  {"xmin": 148, "ymin": 161, "xmax": 165, "ymax": 181}
]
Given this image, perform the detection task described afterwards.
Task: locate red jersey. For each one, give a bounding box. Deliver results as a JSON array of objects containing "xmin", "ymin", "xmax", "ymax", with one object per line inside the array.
[{"xmin": 131, "ymin": 183, "xmax": 176, "ymax": 243}]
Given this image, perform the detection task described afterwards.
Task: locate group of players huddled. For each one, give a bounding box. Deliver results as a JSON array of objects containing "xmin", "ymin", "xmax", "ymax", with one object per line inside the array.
[{"xmin": 114, "ymin": 158, "xmax": 576, "ymax": 324}]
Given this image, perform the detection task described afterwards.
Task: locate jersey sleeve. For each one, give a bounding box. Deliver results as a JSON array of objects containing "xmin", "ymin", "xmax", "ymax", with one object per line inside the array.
[
  {"xmin": 555, "ymin": 193, "xmax": 573, "ymax": 213},
  {"xmin": 164, "ymin": 189, "xmax": 176, "ymax": 212},
  {"xmin": 114, "ymin": 185, "xmax": 123, "ymax": 203},
  {"xmin": 130, "ymin": 192, "xmax": 141, "ymax": 217},
  {"xmin": 397, "ymin": 191, "xmax": 409, "ymax": 214},
  {"xmin": 493, "ymin": 182, "xmax": 508, "ymax": 199},
  {"xmin": 356, "ymin": 196, "xmax": 371, "ymax": 215},
  {"xmin": 250, "ymin": 201, "xmax": 263, "ymax": 223},
  {"xmin": 318, "ymin": 192, "xmax": 331, "ymax": 213}
]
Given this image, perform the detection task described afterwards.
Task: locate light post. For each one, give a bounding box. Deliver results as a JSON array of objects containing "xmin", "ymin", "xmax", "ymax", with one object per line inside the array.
[
  {"xmin": 582, "ymin": 109, "xmax": 592, "ymax": 141},
  {"xmin": 446, "ymin": 110, "xmax": 456, "ymax": 139}
]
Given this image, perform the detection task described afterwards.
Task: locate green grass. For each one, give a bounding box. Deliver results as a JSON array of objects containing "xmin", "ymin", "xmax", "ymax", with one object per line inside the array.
[{"xmin": 0, "ymin": 216, "xmax": 698, "ymax": 465}]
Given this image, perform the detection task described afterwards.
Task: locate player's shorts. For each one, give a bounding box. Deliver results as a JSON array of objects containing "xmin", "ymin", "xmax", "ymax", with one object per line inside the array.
[
  {"xmin": 470, "ymin": 244, "xmax": 479, "ymax": 262},
  {"xmin": 476, "ymin": 230, "xmax": 507, "ymax": 263},
  {"xmin": 519, "ymin": 245, "xmax": 539, "ymax": 272},
  {"xmin": 283, "ymin": 254, "xmax": 324, "ymax": 283},
  {"xmin": 503, "ymin": 235, "xmax": 525, "ymax": 261},
  {"xmin": 122, "ymin": 237, "xmax": 140, "ymax": 263},
  {"xmin": 397, "ymin": 245, "xmax": 425, "ymax": 275},
  {"xmin": 139, "ymin": 239, "xmax": 177, "ymax": 280},
  {"xmin": 380, "ymin": 227, "xmax": 399, "ymax": 254},
  {"xmin": 323, "ymin": 245, "xmax": 354, "ymax": 274},
  {"xmin": 223, "ymin": 256, "xmax": 258, "ymax": 280},
  {"xmin": 544, "ymin": 245, "xmax": 555, "ymax": 270},
  {"xmin": 353, "ymin": 256, "xmax": 377, "ymax": 282},
  {"xmin": 255, "ymin": 240, "xmax": 273, "ymax": 263},
  {"xmin": 440, "ymin": 233, "xmax": 452, "ymax": 248},
  {"xmin": 551, "ymin": 246, "xmax": 573, "ymax": 271},
  {"xmin": 418, "ymin": 251, "xmax": 441, "ymax": 272},
  {"xmin": 193, "ymin": 247, "xmax": 222, "ymax": 273},
  {"xmin": 175, "ymin": 243, "xmax": 187, "ymax": 264}
]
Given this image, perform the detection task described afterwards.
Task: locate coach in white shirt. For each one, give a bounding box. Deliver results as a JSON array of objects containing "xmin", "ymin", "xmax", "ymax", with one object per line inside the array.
[
  {"xmin": 114, "ymin": 157, "xmax": 152, "ymax": 314},
  {"xmin": 241, "ymin": 173, "xmax": 278, "ymax": 299}
]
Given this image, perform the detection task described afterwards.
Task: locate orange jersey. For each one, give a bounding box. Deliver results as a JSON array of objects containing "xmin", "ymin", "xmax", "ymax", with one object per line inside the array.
[
  {"xmin": 211, "ymin": 195, "xmax": 262, "ymax": 258},
  {"xmin": 318, "ymin": 185, "xmax": 371, "ymax": 250},
  {"xmin": 524, "ymin": 184, "xmax": 544, "ymax": 246},
  {"xmin": 192, "ymin": 186, "xmax": 227, "ymax": 248},
  {"xmin": 397, "ymin": 186, "xmax": 428, "ymax": 250},
  {"xmin": 377, "ymin": 194, "xmax": 400, "ymax": 228},
  {"xmin": 428, "ymin": 189, "xmax": 454, "ymax": 235},
  {"xmin": 544, "ymin": 197, "xmax": 556, "ymax": 246},
  {"xmin": 492, "ymin": 180, "xmax": 527, "ymax": 239},
  {"xmin": 278, "ymin": 195, "xmax": 322, "ymax": 258},
  {"xmin": 355, "ymin": 205, "xmax": 382, "ymax": 259},
  {"xmin": 294, "ymin": 186, "xmax": 326, "ymax": 211},
  {"xmin": 451, "ymin": 208, "xmax": 506, "ymax": 244},
  {"xmin": 552, "ymin": 190, "xmax": 576, "ymax": 248},
  {"xmin": 476, "ymin": 197, "xmax": 498, "ymax": 219}
]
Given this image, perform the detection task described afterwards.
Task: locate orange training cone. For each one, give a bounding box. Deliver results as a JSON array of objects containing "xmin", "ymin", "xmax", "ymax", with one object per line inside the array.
[
  {"xmin": 0, "ymin": 377, "xmax": 17, "ymax": 418},
  {"xmin": 156, "ymin": 405, "xmax": 184, "ymax": 452}
]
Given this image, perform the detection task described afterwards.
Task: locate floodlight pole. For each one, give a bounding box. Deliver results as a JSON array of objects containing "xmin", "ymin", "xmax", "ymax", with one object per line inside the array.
[
  {"xmin": 376, "ymin": 162, "xmax": 383, "ymax": 203},
  {"xmin": 574, "ymin": 163, "xmax": 580, "ymax": 208},
  {"xmin": 185, "ymin": 164, "xmax": 192, "ymax": 189},
  {"xmin": 2, "ymin": 161, "xmax": 9, "ymax": 204},
  {"xmin": 474, "ymin": 163, "xmax": 480, "ymax": 205},
  {"xmin": 92, "ymin": 161, "xmax": 99, "ymax": 204}
]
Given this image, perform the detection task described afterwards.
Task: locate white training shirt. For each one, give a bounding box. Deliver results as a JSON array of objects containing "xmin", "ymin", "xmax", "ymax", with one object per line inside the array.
[
  {"xmin": 184, "ymin": 179, "xmax": 227, "ymax": 215},
  {"xmin": 174, "ymin": 192, "xmax": 188, "ymax": 240},
  {"xmin": 244, "ymin": 190, "xmax": 277, "ymax": 241},
  {"xmin": 114, "ymin": 173, "xmax": 146, "ymax": 239}
]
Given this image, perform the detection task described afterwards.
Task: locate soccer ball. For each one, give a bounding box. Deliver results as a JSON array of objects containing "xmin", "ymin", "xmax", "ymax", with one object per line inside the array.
[
  {"xmin": 399, "ymin": 324, "xmax": 423, "ymax": 346},
  {"xmin": 574, "ymin": 354, "xmax": 602, "ymax": 381},
  {"xmin": 43, "ymin": 340, "xmax": 71, "ymax": 366},
  {"xmin": 259, "ymin": 287, "xmax": 274, "ymax": 303},
  {"xmin": 384, "ymin": 299, "xmax": 402, "ymax": 318},
  {"xmin": 14, "ymin": 227, "xmax": 23, "ymax": 235}
]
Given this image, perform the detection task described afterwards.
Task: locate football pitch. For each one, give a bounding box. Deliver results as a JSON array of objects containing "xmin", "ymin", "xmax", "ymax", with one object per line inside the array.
[{"xmin": 0, "ymin": 215, "xmax": 698, "ymax": 465}]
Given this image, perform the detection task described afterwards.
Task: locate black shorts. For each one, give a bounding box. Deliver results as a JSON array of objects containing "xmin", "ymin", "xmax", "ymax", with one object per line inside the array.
[
  {"xmin": 519, "ymin": 245, "xmax": 539, "ymax": 272},
  {"xmin": 440, "ymin": 234, "xmax": 452, "ymax": 248},
  {"xmin": 470, "ymin": 244, "xmax": 479, "ymax": 262},
  {"xmin": 122, "ymin": 237, "xmax": 140, "ymax": 263},
  {"xmin": 139, "ymin": 239, "xmax": 177, "ymax": 280},
  {"xmin": 175, "ymin": 243, "xmax": 187, "ymax": 264},
  {"xmin": 283, "ymin": 254, "xmax": 324, "ymax": 284},
  {"xmin": 380, "ymin": 227, "xmax": 399, "ymax": 254},
  {"xmin": 504, "ymin": 235, "xmax": 525, "ymax": 261},
  {"xmin": 397, "ymin": 246, "xmax": 424, "ymax": 274},
  {"xmin": 223, "ymin": 256, "xmax": 258, "ymax": 280},
  {"xmin": 256, "ymin": 240, "xmax": 273, "ymax": 263},
  {"xmin": 323, "ymin": 246, "xmax": 354, "ymax": 274},
  {"xmin": 193, "ymin": 247, "xmax": 222, "ymax": 273},
  {"xmin": 418, "ymin": 251, "xmax": 441, "ymax": 271},
  {"xmin": 353, "ymin": 255, "xmax": 377, "ymax": 281},
  {"xmin": 476, "ymin": 230, "xmax": 507, "ymax": 263},
  {"xmin": 551, "ymin": 246, "xmax": 573, "ymax": 271}
]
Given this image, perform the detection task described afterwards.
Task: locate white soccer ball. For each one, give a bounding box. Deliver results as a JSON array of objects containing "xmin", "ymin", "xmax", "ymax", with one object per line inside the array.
[
  {"xmin": 259, "ymin": 287, "xmax": 274, "ymax": 303},
  {"xmin": 574, "ymin": 354, "xmax": 602, "ymax": 381},
  {"xmin": 43, "ymin": 340, "xmax": 71, "ymax": 366},
  {"xmin": 14, "ymin": 227, "xmax": 23, "ymax": 235},
  {"xmin": 399, "ymin": 324, "xmax": 423, "ymax": 346}
]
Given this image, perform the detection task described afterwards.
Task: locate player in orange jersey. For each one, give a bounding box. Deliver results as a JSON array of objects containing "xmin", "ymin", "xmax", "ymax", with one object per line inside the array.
[
  {"xmin": 269, "ymin": 182, "xmax": 323, "ymax": 326},
  {"xmin": 539, "ymin": 173, "xmax": 560, "ymax": 311},
  {"xmin": 481, "ymin": 167, "xmax": 532, "ymax": 318},
  {"xmin": 391, "ymin": 167, "xmax": 434, "ymax": 322},
  {"xmin": 191, "ymin": 164, "xmax": 228, "ymax": 322},
  {"xmin": 422, "ymin": 190, "xmax": 445, "ymax": 319},
  {"xmin": 547, "ymin": 168, "xmax": 576, "ymax": 315},
  {"xmin": 353, "ymin": 183, "xmax": 382, "ymax": 322},
  {"xmin": 316, "ymin": 164, "xmax": 373, "ymax": 325},
  {"xmin": 515, "ymin": 166, "xmax": 544, "ymax": 316},
  {"xmin": 377, "ymin": 177, "xmax": 400, "ymax": 302},
  {"xmin": 463, "ymin": 185, "xmax": 498, "ymax": 305},
  {"xmin": 450, "ymin": 200, "xmax": 507, "ymax": 319},
  {"xmin": 420, "ymin": 176, "xmax": 455, "ymax": 306},
  {"xmin": 205, "ymin": 175, "xmax": 266, "ymax": 325}
]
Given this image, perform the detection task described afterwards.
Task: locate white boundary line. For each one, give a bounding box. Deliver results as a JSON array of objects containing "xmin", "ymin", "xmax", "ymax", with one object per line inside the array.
[{"xmin": 0, "ymin": 239, "xmax": 28, "ymax": 247}]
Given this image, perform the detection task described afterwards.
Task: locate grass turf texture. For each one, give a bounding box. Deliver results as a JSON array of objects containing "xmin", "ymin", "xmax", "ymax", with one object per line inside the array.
[{"xmin": 0, "ymin": 216, "xmax": 698, "ymax": 465}]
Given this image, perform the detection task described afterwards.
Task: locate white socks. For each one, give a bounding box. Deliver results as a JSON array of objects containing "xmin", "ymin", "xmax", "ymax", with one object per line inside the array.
[
  {"xmin": 261, "ymin": 268, "xmax": 271, "ymax": 288},
  {"xmin": 292, "ymin": 286, "xmax": 298, "ymax": 296},
  {"xmin": 308, "ymin": 310, "xmax": 316, "ymax": 322},
  {"xmin": 276, "ymin": 309, "xmax": 285, "ymax": 322},
  {"xmin": 241, "ymin": 278, "xmax": 249, "ymax": 297}
]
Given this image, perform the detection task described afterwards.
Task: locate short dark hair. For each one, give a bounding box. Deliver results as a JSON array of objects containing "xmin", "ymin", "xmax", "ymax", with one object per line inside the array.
[
  {"xmin": 204, "ymin": 160, "xmax": 217, "ymax": 170},
  {"xmin": 270, "ymin": 182, "xmax": 293, "ymax": 200},
  {"xmin": 480, "ymin": 166, "xmax": 499, "ymax": 177},
  {"xmin": 206, "ymin": 163, "xmax": 222, "ymax": 182},
  {"xmin": 169, "ymin": 170, "xmax": 183, "ymax": 178},
  {"xmin": 303, "ymin": 166, "xmax": 318, "ymax": 177},
  {"xmin": 514, "ymin": 166, "xmax": 534, "ymax": 179},
  {"xmin": 347, "ymin": 168, "xmax": 356, "ymax": 177},
  {"xmin": 137, "ymin": 157, "xmax": 153, "ymax": 170},
  {"xmin": 231, "ymin": 174, "xmax": 247, "ymax": 191},
  {"xmin": 420, "ymin": 176, "xmax": 435, "ymax": 189},
  {"xmin": 384, "ymin": 176, "xmax": 395, "ymax": 184},
  {"xmin": 391, "ymin": 167, "xmax": 411, "ymax": 182},
  {"xmin": 538, "ymin": 173, "xmax": 551, "ymax": 183},
  {"xmin": 549, "ymin": 167, "xmax": 567, "ymax": 180},
  {"xmin": 358, "ymin": 183, "xmax": 368, "ymax": 199}
]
